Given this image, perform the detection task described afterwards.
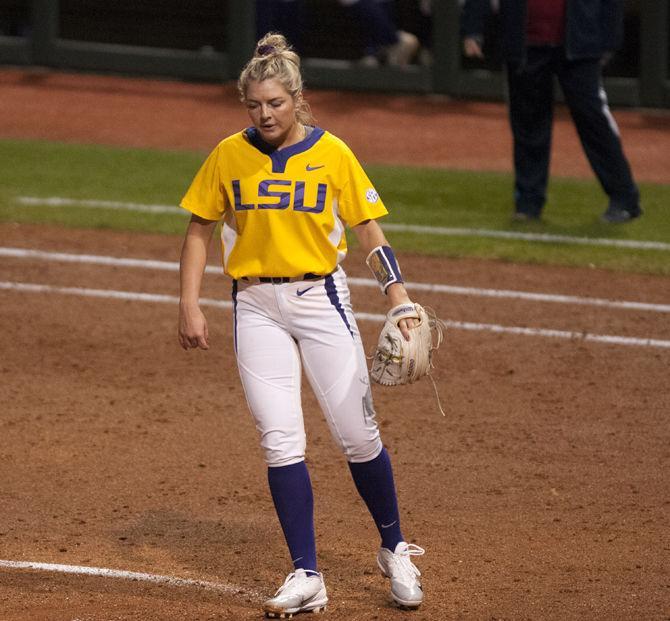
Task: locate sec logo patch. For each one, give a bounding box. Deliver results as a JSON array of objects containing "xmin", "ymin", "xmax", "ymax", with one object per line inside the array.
[{"xmin": 365, "ymin": 188, "xmax": 379, "ymax": 203}]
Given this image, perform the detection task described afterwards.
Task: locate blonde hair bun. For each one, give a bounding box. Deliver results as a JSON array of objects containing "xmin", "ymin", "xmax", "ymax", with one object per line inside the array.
[
  {"xmin": 238, "ymin": 32, "xmax": 313, "ymax": 125},
  {"xmin": 255, "ymin": 33, "xmax": 293, "ymax": 60}
]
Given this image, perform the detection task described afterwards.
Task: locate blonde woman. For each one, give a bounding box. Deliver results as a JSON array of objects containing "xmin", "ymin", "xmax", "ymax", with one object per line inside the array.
[{"xmin": 178, "ymin": 33, "xmax": 425, "ymax": 617}]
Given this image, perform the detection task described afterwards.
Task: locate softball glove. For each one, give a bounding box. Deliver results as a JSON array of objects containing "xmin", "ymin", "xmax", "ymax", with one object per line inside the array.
[{"xmin": 370, "ymin": 303, "xmax": 445, "ymax": 386}]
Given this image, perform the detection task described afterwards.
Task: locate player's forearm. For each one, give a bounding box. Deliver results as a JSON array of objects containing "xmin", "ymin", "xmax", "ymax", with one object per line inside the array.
[
  {"xmin": 353, "ymin": 219, "xmax": 412, "ymax": 305},
  {"xmin": 179, "ymin": 220, "xmax": 214, "ymax": 306},
  {"xmin": 180, "ymin": 242, "xmax": 207, "ymax": 306},
  {"xmin": 386, "ymin": 282, "xmax": 412, "ymax": 306},
  {"xmin": 352, "ymin": 218, "xmax": 388, "ymax": 255}
]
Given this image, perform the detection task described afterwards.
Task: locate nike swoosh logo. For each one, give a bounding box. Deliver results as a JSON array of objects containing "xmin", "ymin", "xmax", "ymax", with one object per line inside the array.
[
  {"xmin": 306, "ymin": 164, "xmax": 325, "ymax": 171},
  {"xmin": 381, "ymin": 520, "xmax": 398, "ymax": 529},
  {"xmin": 297, "ymin": 286, "xmax": 313, "ymax": 297}
]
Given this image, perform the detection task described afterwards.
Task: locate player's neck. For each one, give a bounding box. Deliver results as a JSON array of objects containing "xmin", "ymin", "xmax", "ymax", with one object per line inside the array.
[{"xmin": 276, "ymin": 122, "xmax": 306, "ymax": 150}]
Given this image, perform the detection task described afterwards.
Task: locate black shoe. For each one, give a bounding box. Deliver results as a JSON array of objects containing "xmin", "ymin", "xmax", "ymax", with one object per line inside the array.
[
  {"xmin": 512, "ymin": 210, "xmax": 541, "ymax": 222},
  {"xmin": 601, "ymin": 204, "xmax": 643, "ymax": 223}
]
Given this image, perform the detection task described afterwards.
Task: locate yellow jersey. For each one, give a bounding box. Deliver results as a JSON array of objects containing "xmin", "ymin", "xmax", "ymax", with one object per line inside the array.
[{"xmin": 180, "ymin": 127, "xmax": 388, "ymax": 279}]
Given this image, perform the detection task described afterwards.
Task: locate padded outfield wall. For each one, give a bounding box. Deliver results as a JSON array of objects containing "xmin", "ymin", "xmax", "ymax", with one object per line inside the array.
[{"xmin": 0, "ymin": 0, "xmax": 668, "ymax": 108}]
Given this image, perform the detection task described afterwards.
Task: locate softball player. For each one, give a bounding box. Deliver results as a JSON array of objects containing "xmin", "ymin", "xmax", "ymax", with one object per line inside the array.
[{"xmin": 178, "ymin": 32, "xmax": 425, "ymax": 617}]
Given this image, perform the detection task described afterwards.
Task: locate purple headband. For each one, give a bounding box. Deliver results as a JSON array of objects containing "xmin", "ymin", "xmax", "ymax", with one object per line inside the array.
[{"xmin": 257, "ymin": 44, "xmax": 276, "ymax": 56}]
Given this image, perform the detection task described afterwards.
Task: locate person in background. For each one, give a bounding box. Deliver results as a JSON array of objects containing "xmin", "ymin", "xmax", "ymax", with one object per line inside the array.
[
  {"xmin": 461, "ymin": 0, "xmax": 642, "ymax": 224},
  {"xmin": 340, "ymin": 0, "xmax": 420, "ymax": 66},
  {"xmin": 256, "ymin": 0, "xmax": 421, "ymax": 67},
  {"xmin": 256, "ymin": 0, "xmax": 306, "ymax": 53}
]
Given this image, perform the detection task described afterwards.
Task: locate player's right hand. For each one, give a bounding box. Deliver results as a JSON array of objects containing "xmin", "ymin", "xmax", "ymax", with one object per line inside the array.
[{"xmin": 178, "ymin": 304, "xmax": 210, "ymax": 350}]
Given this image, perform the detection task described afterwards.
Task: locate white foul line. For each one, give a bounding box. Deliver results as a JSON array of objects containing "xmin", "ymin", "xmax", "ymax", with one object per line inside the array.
[
  {"xmin": 2, "ymin": 281, "xmax": 670, "ymax": 349},
  {"xmin": 16, "ymin": 195, "xmax": 184, "ymax": 215},
  {"xmin": 2, "ymin": 247, "xmax": 669, "ymax": 314},
  {"xmin": 0, "ymin": 559, "xmax": 262, "ymax": 599},
  {"xmin": 382, "ymin": 223, "xmax": 670, "ymax": 251},
  {"xmin": 348, "ymin": 277, "xmax": 670, "ymax": 314},
  {"xmin": 0, "ymin": 247, "xmax": 195, "ymax": 273},
  {"xmin": 15, "ymin": 195, "xmax": 670, "ymax": 251}
]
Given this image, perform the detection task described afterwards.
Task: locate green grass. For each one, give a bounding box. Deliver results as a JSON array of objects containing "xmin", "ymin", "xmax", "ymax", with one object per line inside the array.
[
  {"xmin": 0, "ymin": 139, "xmax": 198, "ymax": 235},
  {"xmin": 1, "ymin": 139, "xmax": 669, "ymax": 274},
  {"xmin": 366, "ymin": 165, "xmax": 670, "ymax": 274}
]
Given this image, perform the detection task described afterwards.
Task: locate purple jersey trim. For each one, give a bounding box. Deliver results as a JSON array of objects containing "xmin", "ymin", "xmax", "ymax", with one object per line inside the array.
[
  {"xmin": 245, "ymin": 126, "xmax": 326, "ymax": 174},
  {"xmin": 380, "ymin": 246, "xmax": 403, "ymax": 287},
  {"xmin": 324, "ymin": 274, "xmax": 354, "ymax": 338}
]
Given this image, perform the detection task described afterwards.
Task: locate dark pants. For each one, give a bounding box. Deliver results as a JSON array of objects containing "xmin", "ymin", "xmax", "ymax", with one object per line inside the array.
[
  {"xmin": 256, "ymin": 0, "xmax": 305, "ymax": 52},
  {"xmin": 507, "ymin": 47, "xmax": 639, "ymax": 217}
]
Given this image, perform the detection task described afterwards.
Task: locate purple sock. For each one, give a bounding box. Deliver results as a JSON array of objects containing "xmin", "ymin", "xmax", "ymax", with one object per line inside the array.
[
  {"xmin": 348, "ymin": 447, "xmax": 404, "ymax": 550},
  {"xmin": 267, "ymin": 461, "xmax": 318, "ymax": 572}
]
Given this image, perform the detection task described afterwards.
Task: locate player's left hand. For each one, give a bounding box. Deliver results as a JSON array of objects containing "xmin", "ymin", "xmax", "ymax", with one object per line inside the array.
[
  {"xmin": 370, "ymin": 303, "xmax": 445, "ymax": 388},
  {"xmin": 386, "ymin": 283, "xmax": 418, "ymax": 340}
]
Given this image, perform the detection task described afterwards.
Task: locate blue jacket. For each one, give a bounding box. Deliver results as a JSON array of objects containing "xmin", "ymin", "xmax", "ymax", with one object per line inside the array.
[{"xmin": 460, "ymin": 0, "xmax": 625, "ymax": 63}]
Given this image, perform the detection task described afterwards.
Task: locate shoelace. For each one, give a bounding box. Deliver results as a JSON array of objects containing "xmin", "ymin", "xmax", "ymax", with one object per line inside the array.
[
  {"xmin": 274, "ymin": 570, "xmax": 320, "ymax": 596},
  {"xmin": 389, "ymin": 543, "xmax": 425, "ymax": 583}
]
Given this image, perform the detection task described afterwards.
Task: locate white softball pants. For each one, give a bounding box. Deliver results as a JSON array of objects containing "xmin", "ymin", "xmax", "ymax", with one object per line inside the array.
[{"xmin": 233, "ymin": 267, "xmax": 383, "ymax": 467}]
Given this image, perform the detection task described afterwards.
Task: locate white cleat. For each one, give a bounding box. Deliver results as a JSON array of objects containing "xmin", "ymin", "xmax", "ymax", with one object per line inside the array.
[
  {"xmin": 377, "ymin": 541, "xmax": 425, "ymax": 609},
  {"xmin": 263, "ymin": 569, "xmax": 328, "ymax": 619}
]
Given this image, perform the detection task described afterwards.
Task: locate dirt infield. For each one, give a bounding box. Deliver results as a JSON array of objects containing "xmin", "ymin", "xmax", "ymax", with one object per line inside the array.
[{"xmin": 1, "ymin": 70, "xmax": 669, "ymax": 620}]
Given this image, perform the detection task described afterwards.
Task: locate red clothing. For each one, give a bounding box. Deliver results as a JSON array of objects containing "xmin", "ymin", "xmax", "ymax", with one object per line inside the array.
[{"xmin": 525, "ymin": 0, "xmax": 567, "ymax": 45}]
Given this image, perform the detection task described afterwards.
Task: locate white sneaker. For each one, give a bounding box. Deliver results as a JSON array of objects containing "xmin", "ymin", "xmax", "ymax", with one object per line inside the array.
[
  {"xmin": 263, "ymin": 569, "xmax": 328, "ymax": 619},
  {"xmin": 377, "ymin": 541, "xmax": 425, "ymax": 608},
  {"xmin": 385, "ymin": 31, "xmax": 419, "ymax": 67}
]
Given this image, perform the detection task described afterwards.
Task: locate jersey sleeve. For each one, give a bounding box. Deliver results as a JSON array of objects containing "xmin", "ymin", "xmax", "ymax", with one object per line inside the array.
[
  {"xmin": 180, "ymin": 144, "xmax": 228, "ymax": 221},
  {"xmin": 336, "ymin": 143, "xmax": 388, "ymax": 227}
]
